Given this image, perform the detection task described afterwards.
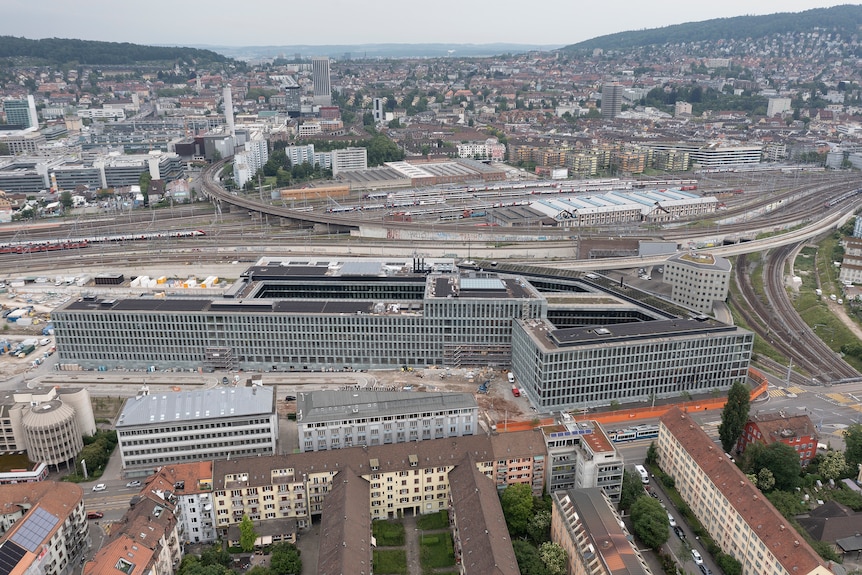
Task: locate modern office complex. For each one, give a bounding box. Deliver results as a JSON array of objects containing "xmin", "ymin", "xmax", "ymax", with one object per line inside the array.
[
  {"xmin": 658, "ymin": 407, "xmax": 832, "ymax": 575},
  {"xmin": 0, "ymin": 481, "xmax": 87, "ymax": 575},
  {"xmin": 662, "ymin": 251, "xmax": 732, "ymax": 314},
  {"xmin": 296, "ymin": 390, "xmax": 478, "ymax": 451},
  {"xmin": 551, "ymin": 488, "xmax": 653, "ymax": 575},
  {"xmin": 52, "ymin": 259, "xmax": 753, "ymax": 411},
  {"xmin": 312, "ymin": 57, "xmax": 332, "ymax": 106},
  {"xmin": 2, "ymin": 96, "xmax": 39, "ymax": 129},
  {"xmin": 116, "ymin": 387, "xmax": 277, "ymax": 474}
]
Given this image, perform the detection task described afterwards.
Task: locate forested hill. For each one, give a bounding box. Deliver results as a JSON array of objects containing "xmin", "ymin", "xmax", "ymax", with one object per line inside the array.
[
  {"xmin": 563, "ymin": 4, "xmax": 862, "ymax": 52},
  {"xmin": 0, "ymin": 36, "xmax": 234, "ymax": 66}
]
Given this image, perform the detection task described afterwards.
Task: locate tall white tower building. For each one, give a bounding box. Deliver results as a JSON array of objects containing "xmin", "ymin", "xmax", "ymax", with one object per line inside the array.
[
  {"xmin": 312, "ymin": 57, "xmax": 332, "ymax": 106},
  {"xmin": 223, "ymin": 85, "xmax": 236, "ymax": 137}
]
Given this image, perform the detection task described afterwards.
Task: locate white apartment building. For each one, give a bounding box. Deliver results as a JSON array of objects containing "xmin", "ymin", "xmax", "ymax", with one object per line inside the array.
[
  {"xmin": 76, "ymin": 108, "xmax": 126, "ymax": 120},
  {"xmin": 296, "ymin": 390, "xmax": 477, "ymax": 452},
  {"xmin": 145, "ymin": 462, "xmax": 216, "ymax": 544},
  {"xmin": 233, "ymin": 133, "xmax": 268, "ymax": 188},
  {"xmin": 456, "ymin": 138, "xmax": 506, "ymax": 162},
  {"xmin": 662, "ymin": 251, "xmax": 731, "ymax": 314},
  {"xmin": 839, "ymin": 237, "xmax": 862, "ymax": 285},
  {"xmin": 658, "ymin": 407, "xmax": 833, "ymax": 575},
  {"xmin": 116, "ymin": 387, "xmax": 277, "ymax": 474},
  {"xmin": 331, "ymin": 147, "xmax": 368, "ymax": 175},
  {"xmin": 541, "ymin": 418, "xmax": 624, "ymax": 500}
]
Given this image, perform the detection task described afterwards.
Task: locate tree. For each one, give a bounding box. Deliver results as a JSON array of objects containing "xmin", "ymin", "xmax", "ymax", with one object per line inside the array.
[
  {"xmin": 527, "ymin": 509, "xmax": 552, "ymax": 545},
  {"xmin": 757, "ymin": 468, "xmax": 776, "ymax": 492},
  {"xmin": 239, "ymin": 515, "xmax": 257, "ymax": 552},
  {"xmin": 139, "ymin": 171, "xmax": 151, "ymax": 208},
  {"xmin": 500, "ymin": 483, "xmax": 534, "ymax": 537},
  {"xmin": 269, "ymin": 542, "xmax": 302, "ymax": 575},
  {"xmin": 538, "ymin": 542, "xmax": 567, "ymax": 575},
  {"xmin": 619, "ymin": 470, "xmax": 646, "ymax": 512},
  {"xmin": 755, "ymin": 443, "xmax": 801, "ymax": 491},
  {"xmin": 719, "ymin": 381, "xmax": 750, "ymax": 453},
  {"xmin": 716, "ymin": 552, "xmax": 743, "ymax": 575},
  {"xmin": 844, "ymin": 423, "xmax": 862, "ymax": 469},
  {"xmin": 645, "ymin": 441, "xmax": 658, "ymax": 465},
  {"xmin": 59, "ymin": 190, "xmax": 73, "ymax": 209},
  {"xmin": 630, "ymin": 496, "xmax": 669, "ymax": 550},
  {"xmin": 819, "ymin": 450, "xmax": 847, "ymax": 481},
  {"xmin": 512, "ymin": 540, "xmax": 549, "ymax": 575}
]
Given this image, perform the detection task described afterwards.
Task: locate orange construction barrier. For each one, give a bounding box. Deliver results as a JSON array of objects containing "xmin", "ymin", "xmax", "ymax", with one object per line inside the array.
[{"xmin": 497, "ymin": 367, "xmax": 769, "ymax": 431}]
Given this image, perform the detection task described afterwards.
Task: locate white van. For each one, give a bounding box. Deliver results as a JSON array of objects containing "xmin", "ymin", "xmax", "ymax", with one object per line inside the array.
[
  {"xmin": 39, "ymin": 338, "xmax": 51, "ymax": 346},
  {"xmin": 507, "ymin": 372, "xmax": 515, "ymax": 384}
]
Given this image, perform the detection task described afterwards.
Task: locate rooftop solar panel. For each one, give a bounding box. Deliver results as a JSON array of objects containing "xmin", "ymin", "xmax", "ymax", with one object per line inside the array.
[
  {"xmin": 0, "ymin": 541, "xmax": 27, "ymax": 575},
  {"xmin": 9, "ymin": 507, "xmax": 59, "ymax": 553}
]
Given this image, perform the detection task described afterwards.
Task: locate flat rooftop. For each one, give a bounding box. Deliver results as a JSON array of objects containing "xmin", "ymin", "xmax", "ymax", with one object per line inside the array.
[
  {"xmin": 297, "ymin": 390, "xmax": 477, "ymax": 423},
  {"xmin": 117, "ymin": 387, "xmax": 273, "ymax": 427},
  {"xmin": 521, "ymin": 316, "xmax": 740, "ymax": 351}
]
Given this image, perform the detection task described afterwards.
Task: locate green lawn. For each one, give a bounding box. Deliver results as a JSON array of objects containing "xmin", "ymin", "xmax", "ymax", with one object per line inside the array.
[
  {"xmin": 420, "ymin": 532, "xmax": 455, "ymax": 569},
  {"xmin": 372, "ymin": 519, "xmax": 405, "ymax": 546},
  {"xmin": 373, "ymin": 549, "xmax": 407, "ymax": 574},
  {"xmin": 416, "ymin": 510, "xmax": 449, "ymax": 530}
]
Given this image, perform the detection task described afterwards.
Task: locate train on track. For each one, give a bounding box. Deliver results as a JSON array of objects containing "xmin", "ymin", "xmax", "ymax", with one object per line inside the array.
[
  {"xmin": 0, "ymin": 229, "xmax": 206, "ymax": 255},
  {"xmin": 607, "ymin": 424, "xmax": 660, "ymax": 443},
  {"xmin": 824, "ymin": 188, "xmax": 862, "ymax": 208}
]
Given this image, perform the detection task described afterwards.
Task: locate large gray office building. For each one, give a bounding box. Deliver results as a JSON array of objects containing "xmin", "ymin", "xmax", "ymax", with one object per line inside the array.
[
  {"xmin": 116, "ymin": 386, "xmax": 277, "ymax": 474},
  {"xmin": 52, "ymin": 258, "xmax": 753, "ymax": 410}
]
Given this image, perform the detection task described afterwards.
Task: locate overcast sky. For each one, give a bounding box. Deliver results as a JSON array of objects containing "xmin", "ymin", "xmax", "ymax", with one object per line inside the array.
[{"xmin": 2, "ymin": 0, "xmax": 851, "ymax": 47}]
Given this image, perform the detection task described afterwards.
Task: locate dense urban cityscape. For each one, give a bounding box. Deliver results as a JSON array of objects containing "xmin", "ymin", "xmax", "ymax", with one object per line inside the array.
[{"xmin": 2, "ymin": 5, "xmax": 862, "ymax": 575}]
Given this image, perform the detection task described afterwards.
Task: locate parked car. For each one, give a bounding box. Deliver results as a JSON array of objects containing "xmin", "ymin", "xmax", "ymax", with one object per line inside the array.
[
  {"xmin": 285, "ymin": 395, "xmax": 296, "ymax": 401},
  {"xmin": 673, "ymin": 526, "xmax": 686, "ymax": 540},
  {"xmin": 691, "ymin": 549, "xmax": 704, "ymax": 565},
  {"xmin": 92, "ymin": 483, "xmax": 106, "ymax": 492},
  {"xmin": 667, "ymin": 513, "xmax": 677, "ymax": 527},
  {"xmin": 86, "ymin": 511, "xmax": 104, "ymax": 519},
  {"xmin": 126, "ymin": 480, "xmax": 142, "ymax": 488},
  {"xmin": 698, "ymin": 565, "xmax": 712, "ymax": 575}
]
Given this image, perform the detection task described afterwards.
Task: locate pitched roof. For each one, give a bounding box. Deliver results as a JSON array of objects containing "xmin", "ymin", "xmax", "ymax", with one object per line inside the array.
[
  {"xmin": 83, "ymin": 534, "xmax": 155, "ymax": 575},
  {"xmin": 448, "ymin": 455, "xmax": 519, "ymax": 575},
  {"xmin": 316, "ymin": 468, "xmax": 371, "ymax": 575},
  {"xmin": 749, "ymin": 412, "xmax": 817, "ymax": 443},
  {"xmin": 660, "ymin": 407, "xmax": 827, "ymax": 575}
]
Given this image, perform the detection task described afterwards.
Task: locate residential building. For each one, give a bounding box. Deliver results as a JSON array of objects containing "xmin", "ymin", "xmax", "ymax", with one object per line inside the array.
[
  {"xmin": 674, "ymin": 101, "xmax": 692, "ymax": 117},
  {"xmin": 233, "ymin": 133, "xmax": 269, "ymax": 189},
  {"xmin": 0, "ymin": 129, "xmax": 46, "ymax": 155},
  {"xmin": 296, "ymin": 390, "xmax": 478, "ymax": 452},
  {"xmin": 207, "ymin": 430, "xmax": 545, "ymax": 536},
  {"xmin": 115, "ymin": 387, "xmax": 277, "ymax": 474},
  {"xmin": 456, "ymin": 139, "xmax": 506, "ymax": 162},
  {"xmin": 737, "ymin": 412, "xmax": 818, "ymax": 466},
  {"xmin": 601, "ymin": 83, "xmax": 623, "ymax": 119},
  {"xmin": 144, "ymin": 462, "xmax": 215, "ymax": 544},
  {"xmin": 551, "ymin": 488, "xmax": 653, "ymax": 575},
  {"xmin": 643, "ymin": 142, "xmax": 763, "ymax": 170},
  {"xmin": 331, "ymin": 147, "xmax": 368, "ymax": 175},
  {"xmin": 2, "ymin": 96, "xmax": 39, "ymax": 129},
  {"xmin": 657, "ymin": 407, "xmax": 833, "ymax": 575},
  {"xmin": 448, "ymin": 456, "xmax": 520, "ymax": 574},
  {"xmin": 312, "ymin": 57, "xmax": 332, "ymax": 106},
  {"xmin": 839, "ymin": 236, "xmax": 862, "ymax": 284},
  {"xmin": 541, "ymin": 418, "xmax": 623, "ymax": 501},
  {"xmin": 316, "ymin": 468, "xmax": 371, "ymax": 575},
  {"xmin": 372, "ymin": 97, "xmax": 386, "ymax": 123},
  {"xmin": 83, "ymin": 490, "xmax": 182, "ymax": 575},
  {"xmin": 662, "ymin": 251, "xmax": 732, "ymax": 314},
  {"xmin": 767, "ymin": 98, "xmax": 793, "ymax": 117},
  {"xmin": 0, "ymin": 481, "xmax": 87, "ymax": 575}
]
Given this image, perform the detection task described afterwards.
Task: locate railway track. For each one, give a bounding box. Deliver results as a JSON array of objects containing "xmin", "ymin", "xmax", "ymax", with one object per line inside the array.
[{"xmin": 733, "ymin": 245, "xmax": 860, "ymax": 384}]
